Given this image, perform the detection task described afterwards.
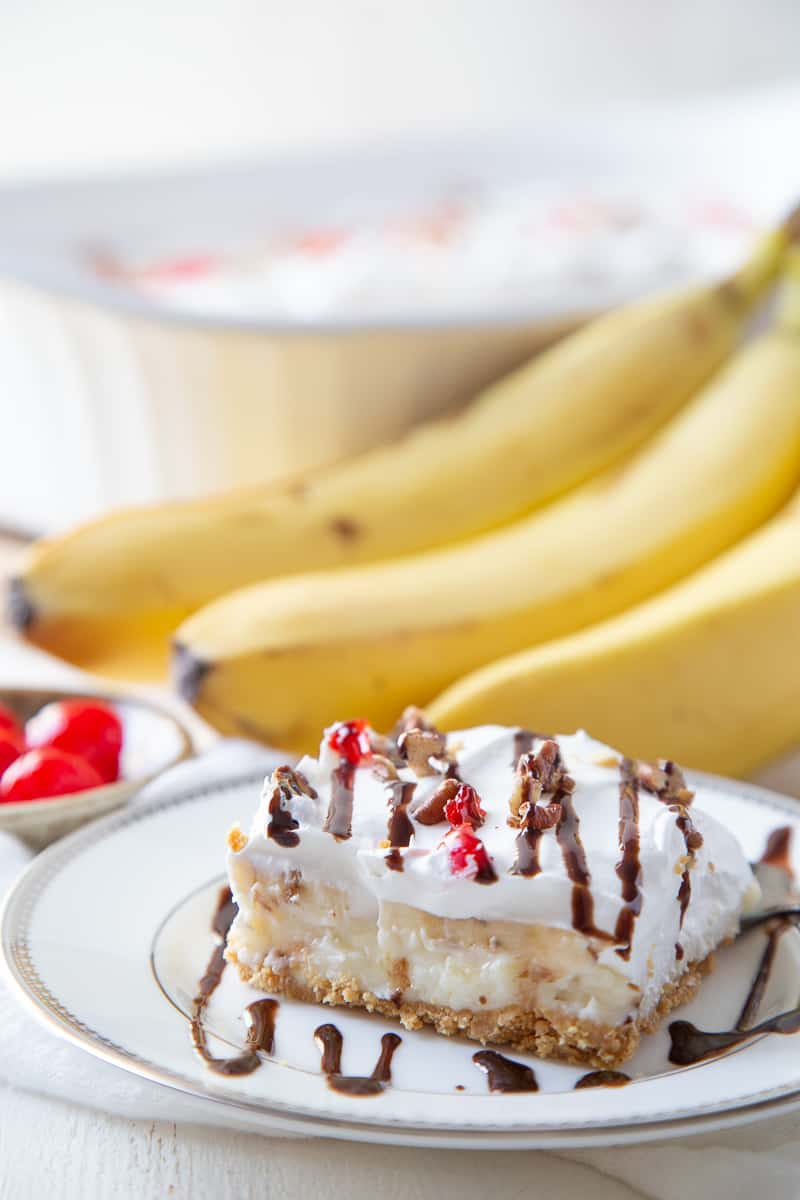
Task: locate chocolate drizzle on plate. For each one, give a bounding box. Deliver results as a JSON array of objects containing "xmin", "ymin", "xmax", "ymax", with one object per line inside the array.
[
  {"xmin": 574, "ymin": 1070, "xmax": 631, "ymax": 1089},
  {"xmin": 472, "ymin": 1050, "xmax": 538, "ymax": 1093},
  {"xmin": 211, "ymin": 885, "xmax": 237, "ymax": 939},
  {"xmin": 613, "ymin": 759, "xmax": 642, "ymax": 960},
  {"xmin": 669, "ymin": 1006, "xmax": 800, "ymax": 1066},
  {"xmin": 668, "ymin": 826, "xmax": 799, "ymax": 1067},
  {"xmin": 736, "ymin": 924, "xmax": 787, "ymax": 1031},
  {"xmin": 190, "ymin": 887, "xmax": 279, "ymax": 1077},
  {"xmin": 314, "ymin": 1023, "xmax": 402, "ymax": 1096},
  {"xmin": 324, "ymin": 762, "xmax": 355, "ymax": 840},
  {"xmin": 244, "ymin": 998, "xmax": 280, "ymax": 1054}
]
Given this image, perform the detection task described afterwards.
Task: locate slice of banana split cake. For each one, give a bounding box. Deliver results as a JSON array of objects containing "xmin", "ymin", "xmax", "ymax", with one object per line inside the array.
[{"xmin": 225, "ymin": 710, "xmax": 758, "ymax": 1067}]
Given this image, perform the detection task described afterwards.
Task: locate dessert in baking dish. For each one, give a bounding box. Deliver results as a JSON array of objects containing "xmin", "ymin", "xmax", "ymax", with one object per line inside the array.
[{"xmin": 225, "ymin": 711, "xmax": 757, "ymax": 1066}]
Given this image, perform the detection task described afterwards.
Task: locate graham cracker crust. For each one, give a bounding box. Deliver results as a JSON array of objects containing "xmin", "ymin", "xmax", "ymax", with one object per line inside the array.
[{"xmin": 227, "ymin": 948, "xmax": 714, "ymax": 1068}]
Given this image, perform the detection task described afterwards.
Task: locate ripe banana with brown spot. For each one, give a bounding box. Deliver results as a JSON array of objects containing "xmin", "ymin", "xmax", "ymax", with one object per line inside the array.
[
  {"xmin": 12, "ymin": 215, "xmax": 796, "ymax": 678},
  {"xmin": 172, "ymin": 291, "xmax": 800, "ymax": 754},
  {"xmin": 427, "ymin": 488, "xmax": 800, "ymax": 776}
]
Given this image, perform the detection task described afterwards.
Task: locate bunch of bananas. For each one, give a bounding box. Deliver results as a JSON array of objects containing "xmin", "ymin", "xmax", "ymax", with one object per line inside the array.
[{"xmin": 12, "ymin": 209, "xmax": 800, "ymax": 773}]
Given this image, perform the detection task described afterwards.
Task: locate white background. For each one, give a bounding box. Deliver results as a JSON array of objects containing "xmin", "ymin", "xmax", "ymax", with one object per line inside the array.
[{"xmin": 1, "ymin": 0, "xmax": 799, "ymax": 180}]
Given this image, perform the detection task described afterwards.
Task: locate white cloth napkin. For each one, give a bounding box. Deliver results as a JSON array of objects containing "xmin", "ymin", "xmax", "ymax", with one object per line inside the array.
[{"xmin": 2, "ymin": 739, "xmax": 800, "ymax": 1198}]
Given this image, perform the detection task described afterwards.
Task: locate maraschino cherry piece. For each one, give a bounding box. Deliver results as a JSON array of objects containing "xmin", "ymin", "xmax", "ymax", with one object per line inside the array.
[
  {"xmin": 444, "ymin": 783, "xmax": 486, "ymax": 828},
  {"xmin": 443, "ymin": 823, "xmax": 496, "ymax": 883},
  {"xmin": 26, "ymin": 699, "xmax": 123, "ymax": 783},
  {"xmin": 0, "ymin": 729, "xmax": 24, "ymax": 776},
  {"xmin": 0, "ymin": 702, "xmax": 23, "ymax": 740},
  {"xmin": 0, "ymin": 748, "xmax": 104, "ymax": 803},
  {"xmin": 326, "ymin": 719, "xmax": 373, "ymax": 766}
]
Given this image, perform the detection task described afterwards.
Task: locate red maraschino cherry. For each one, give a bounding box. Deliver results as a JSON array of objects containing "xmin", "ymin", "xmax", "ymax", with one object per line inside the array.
[
  {"xmin": 442, "ymin": 823, "xmax": 496, "ymax": 882},
  {"xmin": 0, "ymin": 748, "xmax": 104, "ymax": 803},
  {"xmin": 444, "ymin": 783, "xmax": 486, "ymax": 828},
  {"xmin": 0, "ymin": 728, "xmax": 24, "ymax": 777},
  {"xmin": 326, "ymin": 719, "xmax": 372, "ymax": 766},
  {"xmin": 26, "ymin": 699, "xmax": 123, "ymax": 783},
  {"xmin": 0, "ymin": 702, "xmax": 22, "ymax": 740}
]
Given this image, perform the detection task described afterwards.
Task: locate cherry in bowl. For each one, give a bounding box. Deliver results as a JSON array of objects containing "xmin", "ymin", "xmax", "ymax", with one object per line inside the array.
[
  {"xmin": 25, "ymin": 699, "xmax": 123, "ymax": 784},
  {"xmin": 0, "ymin": 748, "xmax": 104, "ymax": 804}
]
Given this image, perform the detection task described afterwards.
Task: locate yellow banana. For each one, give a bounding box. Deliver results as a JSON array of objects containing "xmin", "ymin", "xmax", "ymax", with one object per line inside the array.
[
  {"xmin": 12, "ymin": 216, "xmax": 795, "ymax": 678},
  {"xmin": 172, "ymin": 296, "xmax": 800, "ymax": 754},
  {"xmin": 427, "ymin": 488, "xmax": 800, "ymax": 776}
]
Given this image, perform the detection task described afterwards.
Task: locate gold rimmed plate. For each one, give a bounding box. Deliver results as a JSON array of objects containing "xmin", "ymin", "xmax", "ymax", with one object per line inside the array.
[{"xmin": 2, "ymin": 765, "xmax": 800, "ymax": 1148}]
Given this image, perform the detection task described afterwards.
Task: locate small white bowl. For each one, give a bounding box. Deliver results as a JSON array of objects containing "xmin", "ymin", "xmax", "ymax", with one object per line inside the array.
[{"xmin": 0, "ymin": 688, "xmax": 192, "ymax": 848}]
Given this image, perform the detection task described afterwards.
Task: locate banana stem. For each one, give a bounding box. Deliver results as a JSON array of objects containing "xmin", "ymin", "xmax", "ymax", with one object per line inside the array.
[{"xmin": 724, "ymin": 201, "xmax": 800, "ymax": 311}]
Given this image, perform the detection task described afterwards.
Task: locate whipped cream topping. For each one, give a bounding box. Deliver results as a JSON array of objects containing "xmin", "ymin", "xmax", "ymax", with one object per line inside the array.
[{"xmin": 228, "ymin": 724, "xmax": 756, "ymax": 1016}]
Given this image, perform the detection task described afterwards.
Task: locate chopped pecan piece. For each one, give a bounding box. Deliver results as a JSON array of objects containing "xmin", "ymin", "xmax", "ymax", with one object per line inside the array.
[
  {"xmin": 636, "ymin": 759, "xmax": 694, "ymax": 806},
  {"xmin": 509, "ymin": 765, "xmax": 542, "ymax": 827},
  {"xmin": 397, "ymin": 727, "xmax": 447, "ymax": 777},
  {"xmin": 273, "ymin": 764, "xmax": 318, "ymax": 800},
  {"xmin": 413, "ymin": 778, "xmax": 459, "ymax": 825},
  {"xmin": 526, "ymin": 799, "xmax": 563, "ymax": 830},
  {"xmin": 392, "ymin": 705, "xmax": 438, "ymax": 739},
  {"xmin": 509, "ymin": 738, "xmax": 574, "ymax": 825}
]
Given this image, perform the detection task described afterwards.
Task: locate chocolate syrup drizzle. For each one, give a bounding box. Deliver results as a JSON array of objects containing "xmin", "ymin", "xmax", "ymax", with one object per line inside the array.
[
  {"xmin": 314, "ymin": 1023, "xmax": 402, "ymax": 1095},
  {"xmin": 384, "ymin": 779, "xmax": 417, "ymax": 872},
  {"xmin": 511, "ymin": 739, "xmax": 570, "ymax": 880},
  {"xmin": 668, "ymin": 827, "xmax": 798, "ymax": 1066},
  {"xmin": 512, "ymin": 729, "xmax": 537, "ymax": 763},
  {"xmin": 267, "ymin": 766, "xmax": 317, "ymax": 848},
  {"xmin": 672, "ymin": 805, "xmax": 704, "ymax": 930},
  {"xmin": 190, "ymin": 887, "xmax": 279, "ymax": 1077},
  {"xmin": 760, "ymin": 826, "xmax": 793, "ymax": 872},
  {"xmin": 267, "ymin": 787, "xmax": 300, "ymax": 848},
  {"xmin": 556, "ymin": 790, "xmax": 613, "ymax": 941},
  {"xmin": 669, "ymin": 1006, "xmax": 800, "ymax": 1066},
  {"xmin": 513, "ymin": 825, "xmax": 543, "ymax": 878},
  {"xmin": 324, "ymin": 762, "xmax": 355, "ymax": 840},
  {"xmin": 574, "ymin": 1070, "xmax": 631, "ymax": 1089},
  {"xmin": 441, "ymin": 756, "xmax": 463, "ymax": 782},
  {"xmin": 613, "ymin": 759, "xmax": 642, "ymax": 960},
  {"xmin": 736, "ymin": 924, "xmax": 786, "ymax": 1030},
  {"xmin": 472, "ymin": 1050, "xmax": 538, "ymax": 1092}
]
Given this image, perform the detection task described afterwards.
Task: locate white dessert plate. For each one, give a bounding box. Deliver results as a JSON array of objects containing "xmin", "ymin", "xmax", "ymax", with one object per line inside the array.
[{"xmin": 2, "ymin": 766, "xmax": 800, "ymax": 1149}]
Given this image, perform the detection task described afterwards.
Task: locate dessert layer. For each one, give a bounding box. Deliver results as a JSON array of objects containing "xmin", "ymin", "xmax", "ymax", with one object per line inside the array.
[
  {"xmin": 227, "ymin": 721, "xmax": 756, "ymax": 1025},
  {"xmin": 227, "ymin": 928, "xmax": 714, "ymax": 1067}
]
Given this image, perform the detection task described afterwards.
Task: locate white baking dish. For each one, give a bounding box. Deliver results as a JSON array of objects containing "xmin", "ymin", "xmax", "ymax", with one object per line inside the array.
[{"xmin": 0, "ymin": 121, "xmax": 793, "ymax": 533}]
